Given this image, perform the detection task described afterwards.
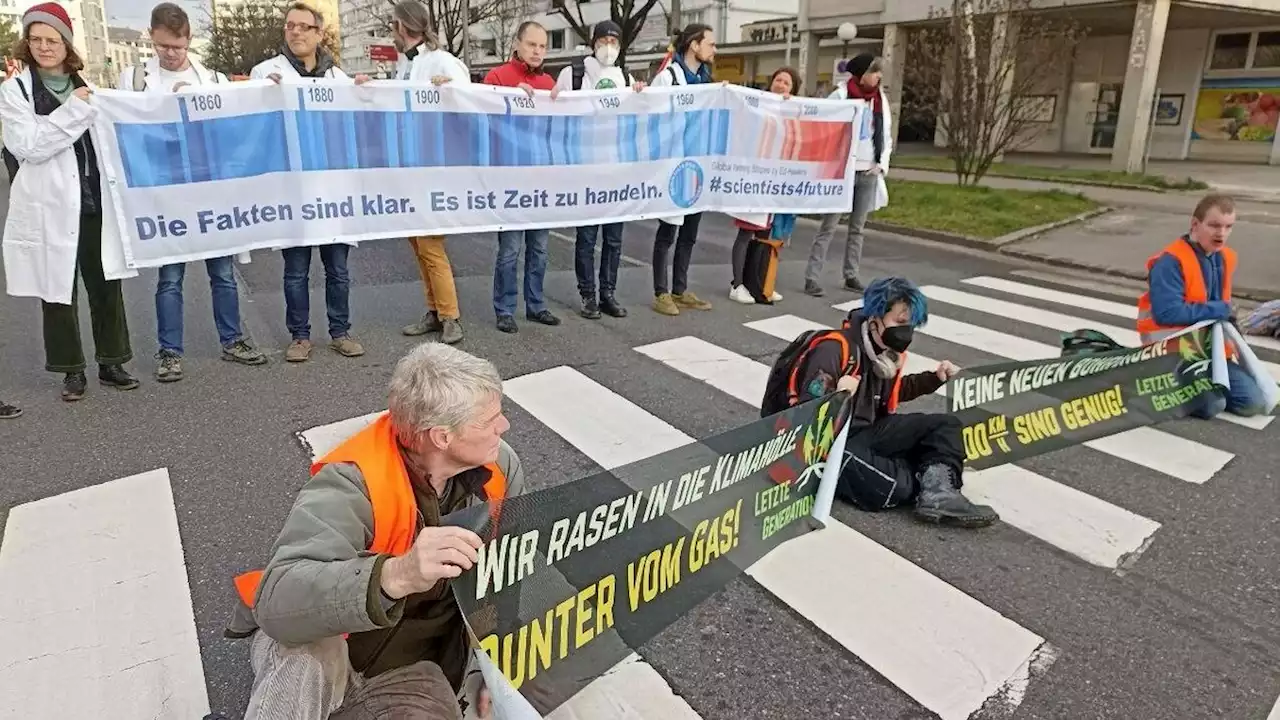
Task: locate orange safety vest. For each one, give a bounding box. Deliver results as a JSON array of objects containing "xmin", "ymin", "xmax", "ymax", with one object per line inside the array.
[
  {"xmin": 233, "ymin": 413, "xmax": 508, "ymax": 609},
  {"xmin": 786, "ymin": 330, "xmax": 906, "ymax": 413},
  {"xmin": 1136, "ymin": 238, "xmax": 1237, "ymax": 349}
]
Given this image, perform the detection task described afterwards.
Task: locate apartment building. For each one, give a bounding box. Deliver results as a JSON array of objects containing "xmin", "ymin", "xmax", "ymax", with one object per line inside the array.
[{"xmin": 1, "ymin": 0, "xmax": 109, "ymax": 84}]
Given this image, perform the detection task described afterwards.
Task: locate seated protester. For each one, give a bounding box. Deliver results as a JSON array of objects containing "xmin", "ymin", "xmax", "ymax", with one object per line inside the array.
[
  {"xmin": 766, "ymin": 277, "xmax": 999, "ymax": 528},
  {"xmin": 1137, "ymin": 193, "xmax": 1267, "ymax": 419},
  {"xmin": 224, "ymin": 343, "xmax": 526, "ymax": 719}
]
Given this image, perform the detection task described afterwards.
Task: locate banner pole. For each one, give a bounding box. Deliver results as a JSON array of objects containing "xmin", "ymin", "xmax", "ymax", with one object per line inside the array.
[
  {"xmin": 810, "ymin": 408, "xmax": 851, "ymax": 526},
  {"xmin": 1223, "ymin": 321, "xmax": 1280, "ymax": 414},
  {"xmin": 1211, "ymin": 322, "xmax": 1229, "ymax": 389}
]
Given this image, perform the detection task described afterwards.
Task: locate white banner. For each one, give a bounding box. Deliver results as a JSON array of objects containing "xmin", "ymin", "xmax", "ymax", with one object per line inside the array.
[{"xmin": 89, "ymin": 80, "xmax": 864, "ymax": 269}]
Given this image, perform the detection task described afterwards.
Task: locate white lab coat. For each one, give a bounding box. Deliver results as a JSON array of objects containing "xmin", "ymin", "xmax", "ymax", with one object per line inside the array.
[
  {"xmin": 249, "ymin": 53, "xmax": 350, "ymax": 81},
  {"xmin": 395, "ymin": 46, "xmax": 470, "ymax": 83},
  {"xmin": 828, "ymin": 83, "xmax": 893, "ymax": 173},
  {"xmin": 649, "ymin": 62, "xmax": 704, "ymax": 228},
  {"xmin": 553, "ymin": 55, "xmax": 632, "ymax": 92},
  {"xmin": 0, "ymin": 67, "xmax": 135, "ymax": 305}
]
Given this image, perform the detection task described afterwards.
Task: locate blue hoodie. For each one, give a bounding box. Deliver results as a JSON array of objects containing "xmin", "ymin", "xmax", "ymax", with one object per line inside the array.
[{"xmin": 1148, "ymin": 236, "xmax": 1233, "ymax": 327}]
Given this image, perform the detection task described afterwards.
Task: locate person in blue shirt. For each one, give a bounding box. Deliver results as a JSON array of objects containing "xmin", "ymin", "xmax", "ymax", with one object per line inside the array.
[{"xmin": 1136, "ymin": 194, "xmax": 1268, "ymax": 419}]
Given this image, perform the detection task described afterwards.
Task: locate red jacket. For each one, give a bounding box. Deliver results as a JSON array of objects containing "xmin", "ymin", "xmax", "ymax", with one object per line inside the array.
[{"xmin": 483, "ymin": 58, "xmax": 555, "ymax": 90}]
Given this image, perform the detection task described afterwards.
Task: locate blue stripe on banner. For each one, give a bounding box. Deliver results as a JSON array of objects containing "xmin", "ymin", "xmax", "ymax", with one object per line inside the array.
[
  {"xmin": 627, "ymin": 115, "xmax": 640, "ymax": 163},
  {"xmin": 542, "ymin": 114, "xmax": 554, "ymax": 168},
  {"xmin": 343, "ymin": 112, "xmax": 359, "ymax": 170},
  {"xmin": 682, "ymin": 109, "xmax": 700, "ymax": 157},
  {"xmin": 572, "ymin": 116, "xmax": 584, "ymax": 165},
  {"xmin": 441, "ymin": 112, "xmax": 467, "ymax": 166},
  {"xmin": 322, "ymin": 112, "xmax": 347, "ymax": 170},
  {"xmin": 647, "ymin": 113, "xmax": 661, "ymax": 161},
  {"xmin": 356, "ymin": 112, "xmax": 385, "ymax": 169},
  {"xmin": 404, "ymin": 89, "xmax": 412, "ymax": 113},
  {"xmin": 475, "ymin": 113, "xmax": 491, "ymax": 166},
  {"xmin": 296, "ymin": 111, "xmax": 314, "ymax": 171},
  {"xmin": 716, "ymin": 109, "xmax": 730, "ymax": 155},
  {"xmin": 511, "ymin": 116, "xmax": 527, "ymax": 166},
  {"xmin": 185, "ymin": 118, "xmax": 212, "ymax": 183},
  {"xmin": 488, "ymin": 115, "xmax": 504, "ymax": 167},
  {"xmin": 433, "ymin": 112, "xmax": 446, "ymax": 166},
  {"xmin": 383, "ymin": 112, "xmax": 398, "ymax": 168},
  {"xmin": 548, "ymin": 115, "xmax": 560, "ymax": 166}
]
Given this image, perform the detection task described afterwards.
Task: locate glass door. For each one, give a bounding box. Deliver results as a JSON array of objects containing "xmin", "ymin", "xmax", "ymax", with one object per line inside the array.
[{"xmin": 1091, "ymin": 83, "xmax": 1124, "ymax": 149}]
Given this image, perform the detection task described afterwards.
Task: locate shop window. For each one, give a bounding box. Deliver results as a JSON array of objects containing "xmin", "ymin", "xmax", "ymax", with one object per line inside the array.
[
  {"xmin": 1254, "ymin": 31, "xmax": 1280, "ymax": 69},
  {"xmin": 1210, "ymin": 32, "xmax": 1251, "ymax": 70},
  {"xmin": 550, "ymin": 29, "xmax": 565, "ymax": 50}
]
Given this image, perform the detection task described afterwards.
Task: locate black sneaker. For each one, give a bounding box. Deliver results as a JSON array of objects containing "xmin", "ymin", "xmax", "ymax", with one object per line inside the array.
[
  {"xmin": 580, "ymin": 296, "xmax": 602, "ymax": 320},
  {"xmin": 600, "ymin": 294, "xmax": 628, "ymax": 318},
  {"xmin": 804, "ymin": 282, "xmax": 825, "ymax": 297},
  {"xmin": 155, "ymin": 350, "xmax": 183, "ymax": 383},
  {"xmin": 496, "ymin": 315, "xmax": 518, "ymax": 334},
  {"xmin": 844, "ymin": 277, "xmax": 864, "ymax": 292},
  {"xmin": 527, "ymin": 310, "xmax": 561, "ymax": 326},
  {"xmin": 62, "ymin": 372, "xmax": 87, "ymax": 401},
  {"xmin": 0, "ymin": 400, "xmax": 21, "ymax": 419},
  {"xmin": 99, "ymin": 364, "xmax": 140, "ymax": 391}
]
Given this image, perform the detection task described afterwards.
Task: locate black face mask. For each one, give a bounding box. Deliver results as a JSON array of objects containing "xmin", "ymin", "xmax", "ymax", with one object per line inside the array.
[{"xmin": 881, "ymin": 324, "xmax": 914, "ymax": 353}]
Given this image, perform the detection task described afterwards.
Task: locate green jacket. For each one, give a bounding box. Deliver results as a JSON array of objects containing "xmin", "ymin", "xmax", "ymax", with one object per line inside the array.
[{"xmin": 225, "ymin": 440, "xmax": 526, "ymax": 690}]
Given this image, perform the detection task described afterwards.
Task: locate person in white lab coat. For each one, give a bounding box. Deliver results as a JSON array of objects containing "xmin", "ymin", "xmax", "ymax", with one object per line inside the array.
[
  {"xmin": 0, "ymin": 2, "xmax": 140, "ymax": 401},
  {"xmin": 647, "ymin": 24, "xmax": 716, "ymax": 318},
  {"xmin": 803, "ymin": 53, "xmax": 894, "ymax": 297},
  {"xmin": 251, "ymin": 2, "xmax": 368, "ymax": 363},
  {"xmin": 390, "ymin": 0, "xmax": 468, "ymax": 346},
  {"xmin": 122, "ymin": 2, "xmax": 266, "ymax": 383}
]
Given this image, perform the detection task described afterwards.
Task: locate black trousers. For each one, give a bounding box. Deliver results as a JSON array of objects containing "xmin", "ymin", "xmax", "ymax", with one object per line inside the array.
[
  {"xmin": 652, "ymin": 213, "xmax": 702, "ymax": 296},
  {"xmin": 836, "ymin": 413, "xmax": 965, "ymax": 512}
]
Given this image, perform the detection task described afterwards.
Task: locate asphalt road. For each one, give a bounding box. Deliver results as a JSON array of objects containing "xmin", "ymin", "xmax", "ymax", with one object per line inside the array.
[{"xmin": 2, "ymin": 194, "xmax": 1278, "ymax": 720}]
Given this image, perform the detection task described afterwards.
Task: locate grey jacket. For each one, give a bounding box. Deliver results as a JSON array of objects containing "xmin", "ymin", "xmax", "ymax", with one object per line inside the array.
[{"xmin": 225, "ymin": 440, "xmax": 526, "ymax": 686}]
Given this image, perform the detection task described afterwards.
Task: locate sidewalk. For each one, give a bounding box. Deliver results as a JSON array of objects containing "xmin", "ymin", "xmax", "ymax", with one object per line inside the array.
[
  {"xmin": 883, "ymin": 168, "xmax": 1280, "ymax": 301},
  {"xmin": 891, "ymin": 168, "xmax": 1280, "ymax": 225}
]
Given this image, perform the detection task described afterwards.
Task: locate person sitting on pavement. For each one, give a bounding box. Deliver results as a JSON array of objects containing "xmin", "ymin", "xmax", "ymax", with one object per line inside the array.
[
  {"xmin": 223, "ymin": 342, "xmax": 526, "ymax": 719},
  {"xmin": 1136, "ymin": 193, "xmax": 1267, "ymax": 419},
  {"xmin": 764, "ymin": 276, "xmax": 999, "ymax": 528}
]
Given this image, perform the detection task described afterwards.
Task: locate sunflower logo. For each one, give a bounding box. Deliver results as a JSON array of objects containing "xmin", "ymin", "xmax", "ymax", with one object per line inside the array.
[
  {"xmin": 1176, "ymin": 328, "xmax": 1212, "ymax": 378},
  {"xmin": 795, "ymin": 401, "xmax": 836, "ymax": 490}
]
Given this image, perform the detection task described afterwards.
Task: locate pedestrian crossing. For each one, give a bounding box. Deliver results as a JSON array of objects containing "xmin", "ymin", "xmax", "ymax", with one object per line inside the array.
[{"xmin": 2, "ymin": 272, "xmax": 1275, "ymax": 720}]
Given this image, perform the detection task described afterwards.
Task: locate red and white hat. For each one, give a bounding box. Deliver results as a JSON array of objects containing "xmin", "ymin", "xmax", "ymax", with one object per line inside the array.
[{"xmin": 23, "ymin": 3, "xmax": 74, "ymax": 45}]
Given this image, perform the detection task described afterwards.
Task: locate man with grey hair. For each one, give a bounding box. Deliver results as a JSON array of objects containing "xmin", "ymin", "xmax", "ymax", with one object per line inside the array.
[{"xmin": 222, "ymin": 342, "xmax": 525, "ymax": 719}]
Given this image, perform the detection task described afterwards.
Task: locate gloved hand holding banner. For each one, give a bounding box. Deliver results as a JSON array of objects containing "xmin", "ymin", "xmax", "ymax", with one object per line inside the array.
[
  {"xmin": 945, "ymin": 323, "xmax": 1223, "ymax": 469},
  {"xmin": 442, "ymin": 394, "xmax": 851, "ymax": 716},
  {"xmin": 88, "ymin": 80, "xmax": 861, "ymax": 270}
]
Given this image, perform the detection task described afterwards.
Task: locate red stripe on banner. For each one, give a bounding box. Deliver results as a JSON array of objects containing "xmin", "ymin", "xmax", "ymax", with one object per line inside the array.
[
  {"xmin": 782, "ymin": 119, "xmax": 797, "ymax": 160},
  {"xmin": 758, "ymin": 116, "xmax": 775, "ymax": 159}
]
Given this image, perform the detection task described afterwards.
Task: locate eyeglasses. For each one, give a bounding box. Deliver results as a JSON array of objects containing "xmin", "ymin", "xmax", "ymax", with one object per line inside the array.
[
  {"xmin": 27, "ymin": 37, "xmax": 63, "ymax": 48},
  {"xmin": 285, "ymin": 21, "xmax": 319, "ymax": 33},
  {"xmin": 153, "ymin": 41, "xmax": 188, "ymax": 53}
]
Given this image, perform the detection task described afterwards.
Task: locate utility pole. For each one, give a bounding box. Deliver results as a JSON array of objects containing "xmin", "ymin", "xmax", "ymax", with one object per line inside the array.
[
  {"xmin": 668, "ymin": 0, "xmax": 681, "ymax": 36},
  {"xmin": 461, "ymin": 0, "xmax": 471, "ymax": 64}
]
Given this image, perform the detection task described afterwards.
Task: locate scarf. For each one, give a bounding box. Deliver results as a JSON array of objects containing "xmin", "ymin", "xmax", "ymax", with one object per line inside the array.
[
  {"xmin": 846, "ymin": 79, "xmax": 883, "ymax": 114},
  {"xmin": 281, "ymin": 45, "xmax": 335, "ymax": 78}
]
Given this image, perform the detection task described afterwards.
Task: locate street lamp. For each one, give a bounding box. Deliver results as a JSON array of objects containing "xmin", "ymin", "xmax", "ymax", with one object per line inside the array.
[{"xmin": 837, "ymin": 21, "xmax": 857, "ymax": 58}]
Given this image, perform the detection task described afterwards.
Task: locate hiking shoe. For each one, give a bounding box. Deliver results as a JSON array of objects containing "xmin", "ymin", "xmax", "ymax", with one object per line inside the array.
[
  {"xmin": 804, "ymin": 282, "xmax": 825, "ymax": 297},
  {"xmin": 496, "ymin": 315, "xmax": 518, "ymax": 334},
  {"xmin": 155, "ymin": 350, "xmax": 183, "ymax": 383},
  {"xmin": 913, "ymin": 464, "xmax": 999, "ymax": 529},
  {"xmin": 844, "ymin": 277, "xmax": 865, "ymax": 292},
  {"xmin": 0, "ymin": 400, "xmax": 21, "ymax": 419},
  {"xmin": 600, "ymin": 294, "xmax": 627, "ymax": 318},
  {"xmin": 402, "ymin": 311, "xmax": 443, "ymax": 337},
  {"xmin": 222, "ymin": 340, "xmax": 267, "ymax": 366},
  {"xmin": 729, "ymin": 285, "xmax": 755, "ymax": 305},
  {"xmin": 440, "ymin": 319, "xmax": 464, "ymax": 344},
  {"xmin": 653, "ymin": 293, "xmax": 679, "ymax": 316},
  {"xmin": 330, "ymin": 336, "xmax": 365, "ymax": 357},
  {"xmin": 674, "ymin": 292, "xmax": 712, "ymax": 310},
  {"xmin": 61, "ymin": 372, "xmax": 87, "ymax": 401},
  {"xmin": 99, "ymin": 364, "xmax": 140, "ymax": 391},
  {"xmin": 285, "ymin": 339, "xmax": 312, "ymax": 363},
  {"xmin": 581, "ymin": 296, "xmax": 602, "ymax": 320},
  {"xmin": 526, "ymin": 310, "xmax": 561, "ymax": 326}
]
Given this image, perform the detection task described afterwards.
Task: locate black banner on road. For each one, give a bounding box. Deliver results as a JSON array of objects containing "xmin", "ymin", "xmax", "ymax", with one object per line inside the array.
[
  {"xmin": 946, "ymin": 327, "xmax": 1216, "ymax": 470},
  {"xmin": 446, "ymin": 394, "xmax": 851, "ymax": 715}
]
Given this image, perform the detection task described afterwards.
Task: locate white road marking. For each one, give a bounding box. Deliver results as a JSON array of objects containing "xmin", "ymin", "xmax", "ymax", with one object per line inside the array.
[
  {"xmin": 962, "ymin": 275, "xmax": 1138, "ymax": 318},
  {"xmin": 0, "ymin": 469, "xmax": 209, "ymax": 720},
  {"xmin": 738, "ymin": 319, "xmax": 1164, "ymax": 568},
  {"xmin": 508, "ymin": 364, "xmax": 1048, "ymax": 720}
]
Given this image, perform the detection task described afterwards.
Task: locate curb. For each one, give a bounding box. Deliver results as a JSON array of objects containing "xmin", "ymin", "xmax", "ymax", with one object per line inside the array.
[{"xmin": 891, "ymin": 166, "xmax": 1212, "ymax": 195}]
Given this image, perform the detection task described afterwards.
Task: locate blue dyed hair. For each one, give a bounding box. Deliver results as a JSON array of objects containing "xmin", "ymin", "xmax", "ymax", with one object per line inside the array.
[{"xmin": 859, "ymin": 277, "xmax": 929, "ymax": 327}]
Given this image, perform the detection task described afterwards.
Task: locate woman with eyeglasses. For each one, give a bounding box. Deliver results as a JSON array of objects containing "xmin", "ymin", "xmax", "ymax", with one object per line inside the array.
[{"xmin": 0, "ymin": 2, "xmax": 139, "ymax": 402}]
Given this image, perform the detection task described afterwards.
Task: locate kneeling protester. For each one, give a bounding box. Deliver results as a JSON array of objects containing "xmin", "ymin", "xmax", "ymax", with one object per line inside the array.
[{"xmin": 761, "ymin": 276, "xmax": 999, "ymax": 528}]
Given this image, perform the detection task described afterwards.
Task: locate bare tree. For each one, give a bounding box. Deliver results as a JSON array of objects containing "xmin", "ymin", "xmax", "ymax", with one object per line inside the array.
[
  {"xmin": 345, "ymin": 0, "xmax": 512, "ymax": 60},
  {"xmin": 902, "ymin": 0, "xmax": 1087, "ymax": 185},
  {"xmin": 481, "ymin": 0, "xmax": 537, "ymax": 57},
  {"xmin": 549, "ymin": 0, "xmax": 663, "ymax": 65}
]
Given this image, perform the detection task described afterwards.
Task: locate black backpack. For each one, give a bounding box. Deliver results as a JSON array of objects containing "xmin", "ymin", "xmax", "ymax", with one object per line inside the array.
[
  {"xmin": 761, "ymin": 328, "xmax": 859, "ymax": 418},
  {"xmin": 1060, "ymin": 329, "xmax": 1123, "ymax": 357},
  {"xmin": 571, "ymin": 59, "xmax": 586, "ymax": 90}
]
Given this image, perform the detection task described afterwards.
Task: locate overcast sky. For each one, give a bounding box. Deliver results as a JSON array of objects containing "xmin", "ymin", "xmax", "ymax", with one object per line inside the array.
[{"xmin": 105, "ymin": 0, "xmax": 208, "ymax": 32}]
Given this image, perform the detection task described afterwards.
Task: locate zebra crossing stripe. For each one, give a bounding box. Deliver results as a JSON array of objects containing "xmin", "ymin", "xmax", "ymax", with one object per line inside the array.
[
  {"xmin": 504, "ymin": 364, "xmax": 1048, "ymax": 720},
  {"xmin": 731, "ymin": 322, "xmax": 1163, "ymax": 569},
  {"xmin": 0, "ymin": 469, "xmax": 209, "ymax": 719}
]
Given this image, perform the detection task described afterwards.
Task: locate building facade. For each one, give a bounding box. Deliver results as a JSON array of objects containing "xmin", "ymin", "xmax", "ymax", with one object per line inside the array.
[
  {"xmin": 795, "ymin": 0, "xmax": 1280, "ymax": 168},
  {"xmin": 1, "ymin": 0, "xmax": 108, "ymax": 84},
  {"xmin": 107, "ymin": 25, "xmax": 154, "ymax": 79}
]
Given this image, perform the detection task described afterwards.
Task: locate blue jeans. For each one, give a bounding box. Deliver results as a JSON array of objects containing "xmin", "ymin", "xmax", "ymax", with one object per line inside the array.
[
  {"xmin": 1190, "ymin": 360, "xmax": 1269, "ymax": 419},
  {"xmin": 282, "ymin": 244, "xmax": 351, "ymax": 341},
  {"xmin": 155, "ymin": 257, "xmax": 242, "ymax": 355},
  {"xmin": 575, "ymin": 223, "xmax": 623, "ymax": 297},
  {"xmin": 493, "ymin": 229, "xmax": 548, "ymax": 317}
]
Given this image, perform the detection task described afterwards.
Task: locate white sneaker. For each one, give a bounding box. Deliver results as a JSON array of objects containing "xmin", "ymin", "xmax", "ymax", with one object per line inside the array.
[
  {"xmin": 770, "ymin": 291, "xmax": 783, "ymax": 302},
  {"xmin": 729, "ymin": 285, "xmax": 755, "ymax": 304}
]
